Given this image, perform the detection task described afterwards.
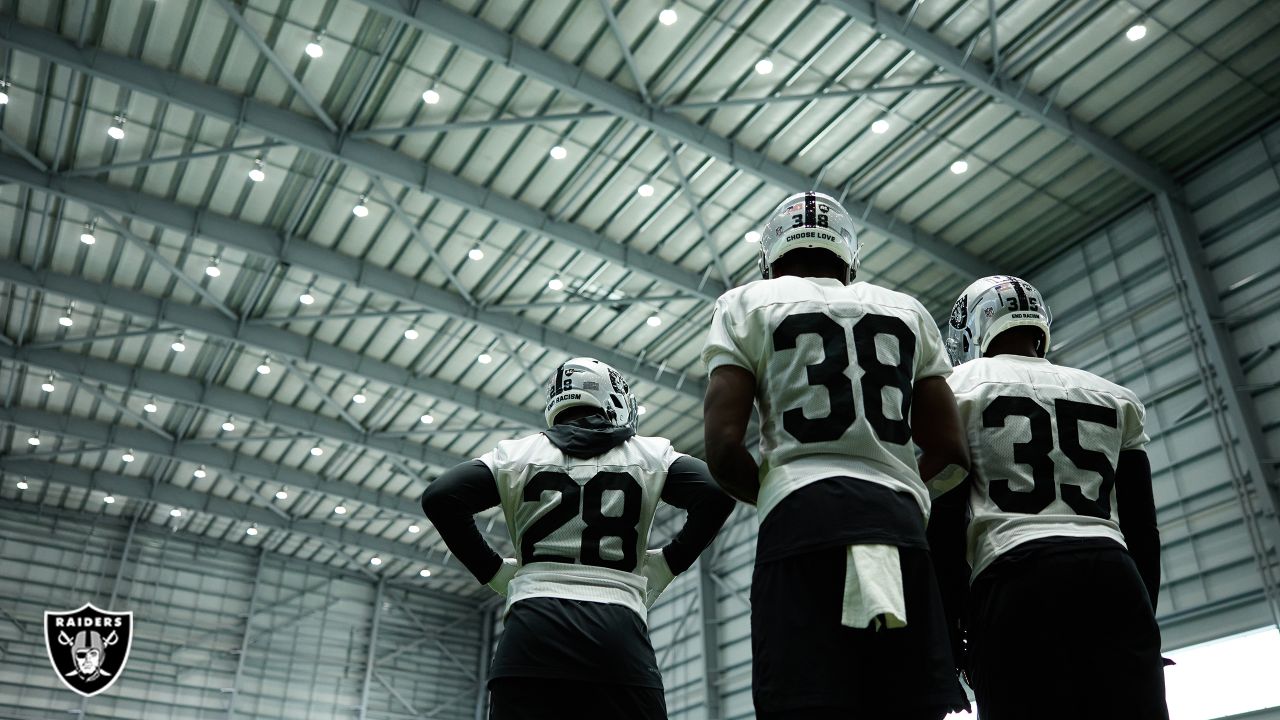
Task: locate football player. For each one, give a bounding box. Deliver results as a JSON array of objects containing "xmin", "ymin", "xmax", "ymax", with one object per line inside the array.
[
  {"xmin": 421, "ymin": 357, "xmax": 734, "ymax": 720},
  {"xmin": 702, "ymin": 192, "xmax": 971, "ymax": 720},
  {"xmin": 936, "ymin": 276, "xmax": 1168, "ymax": 719}
]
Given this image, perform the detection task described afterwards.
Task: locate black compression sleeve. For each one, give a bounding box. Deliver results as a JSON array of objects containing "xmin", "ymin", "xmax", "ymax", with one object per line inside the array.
[
  {"xmin": 1116, "ymin": 449, "xmax": 1161, "ymax": 611},
  {"xmin": 659, "ymin": 456, "xmax": 736, "ymax": 574},
  {"xmin": 421, "ymin": 460, "xmax": 503, "ymax": 585},
  {"xmin": 927, "ymin": 476, "xmax": 972, "ymax": 668}
]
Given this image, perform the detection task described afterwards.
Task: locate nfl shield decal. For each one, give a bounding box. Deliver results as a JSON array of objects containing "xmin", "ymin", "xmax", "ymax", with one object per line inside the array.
[{"xmin": 44, "ymin": 603, "xmax": 133, "ymax": 697}]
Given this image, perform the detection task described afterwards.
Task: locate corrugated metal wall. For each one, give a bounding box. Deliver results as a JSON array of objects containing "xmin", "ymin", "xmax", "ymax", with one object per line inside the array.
[
  {"xmin": 651, "ymin": 122, "xmax": 1280, "ymax": 718},
  {"xmin": 0, "ymin": 504, "xmax": 485, "ymax": 720}
]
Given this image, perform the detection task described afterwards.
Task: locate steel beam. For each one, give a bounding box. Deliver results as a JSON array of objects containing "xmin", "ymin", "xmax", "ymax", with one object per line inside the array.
[
  {"xmin": 0, "ymin": 261, "xmax": 546, "ymax": 430},
  {"xmin": 0, "ymin": 19, "xmax": 721, "ymax": 301},
  {"xmin": 351, "ymin": 0, "xmax": 995, "ymax": 279},
  {"xmin": 698, "ymin": 559, "xmax": 723, "ymax": 720},
  {"xmin": 0, "ymin": 458, "xmax": 451, "ymax": 566},
  {"xmin": 225, "ymin": 549, "xmax": 266, "ymax": 720},
  {"xmin": 358, "ymin": 578, "xmax": 385, "ymax": 720},
  {"xmin": 0, "ymin": 155, "xmax": 703, "ymax": 400},
  {"xmin": 824, "ymin": 0, "xmax": 1178, "ymax": 195}
]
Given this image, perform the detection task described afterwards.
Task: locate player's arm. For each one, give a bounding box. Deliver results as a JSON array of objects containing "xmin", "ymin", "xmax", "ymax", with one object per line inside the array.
[
  {"xmin": 420, "ymin": 460, "xmax": 505, "ymax": 586},
  {"xmin": 658, "ymin": 456, "xmax": 736, "ymax": 573},
  {"xmin": 703, "ymin": 365, "xmax": 761, "ymax": 505},
  {"xmin": 1116, "ymin": 449, "xmax": 1161, "ymax": 610},
  {"xmin": 912, "ymin": 375, "xmax": 971, "ymax": 487},
  {"xmin": 927, "ymin": 469, "xmax": 973, "ymax": 670}
]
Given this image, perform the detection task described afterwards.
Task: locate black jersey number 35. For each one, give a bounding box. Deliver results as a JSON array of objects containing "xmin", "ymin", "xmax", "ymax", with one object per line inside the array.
[
  {"xmin": 772, "ymin": 312, "xmax": 916, "ymax": 445},
  {"xmin": 520, "ymin": 471, "xmax": 641, "ymax": 570}
]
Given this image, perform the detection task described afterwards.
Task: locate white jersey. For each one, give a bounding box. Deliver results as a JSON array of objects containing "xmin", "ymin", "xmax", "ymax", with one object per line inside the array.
[
  {"xmin": 947, "ymin": 355, "xmax": 1149, "ymax": 580},
  {"xmin": 702, "ymin": 276, "xmax": 952, "ymax": 521},
  {"xmin": 480, "ymin": 433, "xmax": 683, "ymax": 619}
]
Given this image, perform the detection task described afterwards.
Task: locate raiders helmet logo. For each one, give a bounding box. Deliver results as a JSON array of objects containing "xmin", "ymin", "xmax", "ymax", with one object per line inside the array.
[
  {"xmin": 44, "ymin": 603, "xmax": 133, "ymax": 697},
  {"xmin": 949, "ymin": 294, "xmax": 968, "ymax": 330}
]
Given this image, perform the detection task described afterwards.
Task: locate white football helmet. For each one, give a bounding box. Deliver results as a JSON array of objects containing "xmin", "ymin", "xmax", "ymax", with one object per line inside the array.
[
  {"xmin": 544, "ymin": 357, "xmax": 639, "ymax": 430},
  {"xmin": 945, "ymin": 275, "xmax": 1052, "ymax": 366},
  {"xmin": 758, "ymin": 191, "xmax": 859, "ymax": 283}
]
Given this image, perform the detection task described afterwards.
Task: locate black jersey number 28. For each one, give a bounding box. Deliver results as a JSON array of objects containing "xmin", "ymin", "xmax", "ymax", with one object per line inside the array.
[
  {"xmin": 520, "ymin": 471, "xmax": 641, "ymax": 570},
  {"xmin": 771, "ymin": 312, "xmax": 916, "ymax": 445}
]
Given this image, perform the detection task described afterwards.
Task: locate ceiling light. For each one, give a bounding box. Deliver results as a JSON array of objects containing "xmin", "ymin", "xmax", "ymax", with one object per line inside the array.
[
  {"xmin": 352, "ymin": 389, "xmax": 367, "ymax": 404},
  {"xmin": 41, "ymin": 375, "xmax": 55, "ymax": 393},
  {"xmin": 658, "ymin": 7, "xmax": 678, "ymax": 25},
  {"xmin": 408, "ymin": 524, "xmax": 420, "ymax": 533},
  {"xmin": 59, "ymin": 304, "xmax": 74, "ymax": 327},
  {"xmin": 143, "ymin": 399, "xmax": 158, "ymax": 414},
  {"xmin": 647, "ymin": 315, "xmax": 662, "ymax": 327},
  {"xmin": 420, "ymin": 413, "xmax": 434, "ymax": 424},
  {"xmin": 205, "ymin": 257, "xmax": 221, "ymax": 277},
  {"xmin": 248, "ymin": 157, "xmax": 266, "ymax": 183},
  {"xmin": 637, "ymin": 183, "xmax": 655, "ymax": 197},
  {"xmin": 755, "ymin": 57, "xmax": 774, "ymax": 75},
  {"xmin": 353, "ymin": 197, "xmax": 370, "ymax": 218},
  {"xmin": 310, "ymin": 445, "xmax": 324, "ymax": 457},
  {"xmin": 0, "ymin": 82, "xmax": 8, "ymax": 105},
  {"xmin": 299, "ymin": 290, "xmax": 315, "ymax": 305},
  {"xmin": 637, "ymin": 405, "xmax": 647, "ymax": 415},
  {"xmin": 871, "ymin": 119, "xmax": 890, "ymax": 134},
  {"xmin": 246, "ymin": 525, "xmax": 258, "ymax": 536},
  {"xmin": 549, "ymin": 145, "xmax": 567, "ymax": 160},
  {"xmin": 422, "ymin": 88, "xmax": 440, "ymax": 105},
  {"xmin": 370, "ymin": 556, "xmax": 382, "ymax": 566},
  {"xmin": 103, "ymin": 494, "xmax": 115, "ymax": 504},
  {"xmin": 16, "ymin": 480, "xmax": 28, "ymax": 490},
  {"xmin": 305, "ymin": 36, "xmax": 324, "ymax": 58},
  {"xmin": 221, "ymin": 417, "xmax": 236, "ymax": 432},
  {"xmin": 1126, "ymin": 24, "xmax": 1147, "ymax": 42},
  {"xmin": 256, "ymin": 356, "xmax": 271, "ymax": 375},
  {"xmin": 80, "ymin": 223, "xmax": 96, "ymax": 245},
  {"xmin": 27, "ymin": 433, "xmax": 40, "ymax": 446},
  {"xmin": 950, "ymin": 159, "xmax": 969, "ymax": 175},
  {"xmin": 334, "ymin": 505, "xmax": 347, "ymax": 515},
  {"xmin": 404, "ymin": 327, "xmax": 419, "ymax": 340},
  {"xmin": 468, "ymin": 247, "xmax": 485, "ymax": 261},
  {"xmin": 745, "ymin": 230, "xmax": 762, "ymax": 243},
  {"xmin": 107, "ymin": 116, "xmax": 126, "ymax": 141},
  {"xmin": 477, "ymin": 353, "xmax": 492, "ymax": 365},
  {"xmin": 193, "ymin": 466, "xmax": 207, "ymax": 479},
  {"xmin": 275, "ymin": 489, "xmax": 288, "ymax": 500},
  {"xmin": 121, "ymin": 450, "xmax": 135, "ymax": 463},
  {"xmin": 547, "ymin": 278, "xmax": 564, "ymax": 291},
  {"xmin": 169, "ymin": 508, "xmax": 182, "ymax": 518},
  {"xmin": 419, "ymin": 568, "xmax": 432, "ymax": 577},
  {"xmin": 171, "ymin": 334, "xmax": 187, "ymax": 353}
]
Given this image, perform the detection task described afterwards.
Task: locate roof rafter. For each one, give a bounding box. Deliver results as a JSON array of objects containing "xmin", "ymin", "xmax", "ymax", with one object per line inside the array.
[{"xmin": 352, "ymin": 0, "xmax": 996, "ymax": 278}]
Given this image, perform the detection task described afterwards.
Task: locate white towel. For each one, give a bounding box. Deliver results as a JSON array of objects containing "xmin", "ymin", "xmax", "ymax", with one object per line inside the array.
[{"xmin": 841, "ymin": 544, "xmax": 907, "ymax": 631}]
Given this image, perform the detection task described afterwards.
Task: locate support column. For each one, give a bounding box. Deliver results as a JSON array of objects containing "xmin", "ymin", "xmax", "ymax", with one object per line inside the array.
[
  {"xmin": 474, "ymin": 606, "xmax": 495, "ymax": 720},
  {"xmin": 358, "ymin": 578, "xmax": 385, "ymax": 720},
  {"xmin": 226, "ymin": 549, "xmax": 267, "ymax": 720},
  {"xmin": 698, "ymin": 559, "xmax": 722, "ymax": 720}
]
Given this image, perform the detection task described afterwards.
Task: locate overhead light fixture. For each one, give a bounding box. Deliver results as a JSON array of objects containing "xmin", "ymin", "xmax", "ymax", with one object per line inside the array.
[
  {"xmin": 637, "ymin": 183, "xmax": 655, "ymax": 197},
  {"xmin": 370, "ymin": 556, "xmax": 382, "ymax": 566},
  {"xmin": 41, "ymin": 375, "xmax": 55, "ymax": 393},
  {"xmin": 107, "ymin": 115, "xmax": 126, "ymax": 141},
  {"xmin": 205, "ymin": 257, "xmax": 221, "ymax": 277},
  {"xmin": 27, "ymin": 432, "xmax": 40, "ymax": 446},
  {"xmin": 404, "ymin": 327, "xmax": 419, "ymax": 340},
  {"xmin": 221, "ymin": 416, "xmax": 236, "ymax": 432},
  {"xmin": 468, "ymin": 247, "xmax": 485, "ymax": 261},
  {"xmin": 352, "ymin": 196, "xmax": 370, "ymax": 218},
  {"xmin": 275, "ymin": 488, "xmax": 289, "ymax": 500},
  {"xmin": 16, "ymin": 480, "xmax": 28, "ymax": 490},
  {"xmin": 658, "ymin": 7, "xmax": 678, "ymax": 25},
  {"xmin": 420, "ymin": 413, "xmax": 434, "ymax": 424},
  {"xmin": 744, "ymin": 230, "xmax": 762, "ymax": 243},
  {"xmin": 950, "ymin": 159, "xmax": 969, "ymax": 175},
  {"xmin": 647, "ymin": 315, "xmax": 662, "ymax": 327},
  {"xmin": 169, "ymin": 508, "xmax": 183, "ymax": 518},
  {"xmin": 246, "ymin": 525, "xmax": 259, "ymax": 536},
  {"xmin": 547, "ymin": 278, "xmax": 564, "ymax": 291},
  {"xmin": 1126, "ymin": 24, "xmax": 1147, "ymax": 41},
  {"xmin": 299, "ymin": 289, "xmax": 315, "ymax": 305},
  {"xmin": 0, "ymin": 81, "xmax": 9, "ymax": 105},
  {"xmin": 59, "ymin": 304, "xmax": 75, "ymax": 327},
  {"xmin": 256, "ymin": 356, "xmax": 271, "ymax": 375},
  {"xmin": 310, "ymin": 445, "xmax": 324, "ymax": 457},
  {"xmin": 637, "ymin": 405, "xmax": 647, "ymax": 415},
  {"xmin": 248, "ymin": 157, "xmax": 266, "ymax": 183},
  {"xmin": 408, "ymin": 524, "xmax": 420, "ymax": 534},
  {"xmin": 871, "ymin": 119, "xmax": 890, "ymax": 134},
  {"xmin": 193, "ymin": 465, "xmax": 207, "ymax": 479},
  {"xmin": 80, "ymin": 221, "xmax": 97, "ymax": 245},
  {"xmin": 143, "ymin": 398, "xmax": 158, "ymax": 414},
  {"xmin": 334, "ymin": 504, "xmax": 347, "ymax": 515},
  {"xmin": 755, "ymin": 57, "xmax": 774, "ymax": 75},
  {"xmin": 305, "ymin": 34, "xmax": 324, "ymax": 58},
  {"xmin": 352, "ymin": 388, "xmax": 367, "ymax": 404},
  {"xmin": 419, "ymin": 568, "xmax": 432, "ymax": 578},
  {"xmin": 477, "ymin": 353, "xmax": 493, "ymax": 365},
  {"xmin": 549, "ymin": 145, "xmax": 567, "ymax": 160},
  {"xmin": 422, "ymin": 87, "xmax": 441, "ymax": 105},
  {"xmin": 121, "ymin": 450, "xmax": 135, "ymax": 463},
  {"xmin": 171, "ymin": 334, "xmax": 187, "ymax": 353},
  {"xmin": 103, "ymin": 494, "xmax": 115, "ymax": 504}
]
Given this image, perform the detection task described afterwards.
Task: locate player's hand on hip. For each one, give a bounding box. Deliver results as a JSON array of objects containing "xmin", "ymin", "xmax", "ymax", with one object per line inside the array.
[
  {"xmin": 487, "ymin": 557, "xmax": 518, "ymax": 596},
  {"xmin": 641, "ymin": 549, "xmax": 676, "ymax": 608}
]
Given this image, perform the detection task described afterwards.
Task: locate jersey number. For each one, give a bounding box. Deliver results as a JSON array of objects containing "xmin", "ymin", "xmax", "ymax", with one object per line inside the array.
[
  {"xmin": 520, "ymin": 471, "xmax": 641, "ymax": 570},
  {"xmin": 983, "ymin": 396, "xmax": 1117, "ymax": 518},
  {"xmin": 771, "ymin": 312, "xmax": 916, "ymax": 445}
]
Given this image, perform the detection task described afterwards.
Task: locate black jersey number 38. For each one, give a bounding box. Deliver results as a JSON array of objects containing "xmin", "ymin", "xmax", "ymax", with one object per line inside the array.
[{"xmin": 771, "ymin": 312, "xmax": 916, "ymax": 445}]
